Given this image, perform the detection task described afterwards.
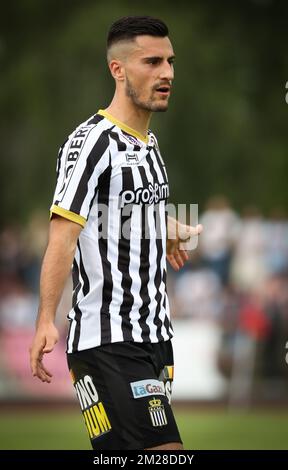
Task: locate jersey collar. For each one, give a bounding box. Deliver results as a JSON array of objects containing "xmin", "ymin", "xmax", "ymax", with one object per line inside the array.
[{"xmin": 98, "ymin": 109, "xmax": 149, "ymax": 145}]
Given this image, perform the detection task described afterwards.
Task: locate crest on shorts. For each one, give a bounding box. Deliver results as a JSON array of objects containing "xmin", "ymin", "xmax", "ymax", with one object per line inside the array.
[{"xmin": 148, "ymin": 398, "xmax": 167, "ymax": 427}]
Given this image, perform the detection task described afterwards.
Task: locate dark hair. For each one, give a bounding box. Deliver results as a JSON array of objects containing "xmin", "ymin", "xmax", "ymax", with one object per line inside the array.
[{"xmin": 107, "ymin": 16, "xmax": 169, "ymax": 49}]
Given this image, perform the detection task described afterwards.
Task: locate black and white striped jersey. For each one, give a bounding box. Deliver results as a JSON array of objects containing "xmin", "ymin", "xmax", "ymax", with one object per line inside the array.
[{"xmin": 51, "ymin": 109, "xmax": 173, "ymax": 353}]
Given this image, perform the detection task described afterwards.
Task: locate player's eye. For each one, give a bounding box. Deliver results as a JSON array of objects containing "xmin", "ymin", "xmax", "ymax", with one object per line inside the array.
[{"xmin": 147, "ymin": 58, "xmax": 160, "ymax": 65}]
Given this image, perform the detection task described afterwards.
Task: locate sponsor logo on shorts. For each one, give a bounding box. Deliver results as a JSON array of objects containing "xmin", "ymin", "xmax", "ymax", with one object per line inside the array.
[
  {"xmin": 74, "ymin": 375, "xmax": 112, "ymax": 439},
  {"xmin": 83, "ymin": 403, "xmax": 111, "ymax": 440},
  {"xmin": 148, "ymin": 398, "xmax": 167, "ymax": 427},
  {"xmin": 158, "ymin": 365, "xmax": 174, "ymax": 382},
  {"xmin": 130, "ymin": 379, "xmax": 165, "ymax": 399},
  {"xmin": 158, "ymin": 365, "xmax": 174, "ymax": 405}
]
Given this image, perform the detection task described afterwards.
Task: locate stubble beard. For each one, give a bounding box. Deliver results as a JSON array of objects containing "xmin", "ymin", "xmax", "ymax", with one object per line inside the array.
[{"xmin": 125, "ymin": 76, "xmax": 169, "ymax": 113}]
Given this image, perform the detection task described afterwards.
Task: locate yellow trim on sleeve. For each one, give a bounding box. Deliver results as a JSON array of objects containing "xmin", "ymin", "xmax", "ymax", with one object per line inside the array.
[
  {"xmin": 50, "ymin": 205, "xmax": 86, "ymax": 228},
  {"xmin": 98, "ymin": 109, "xmax": 148, "ymax": 144}
]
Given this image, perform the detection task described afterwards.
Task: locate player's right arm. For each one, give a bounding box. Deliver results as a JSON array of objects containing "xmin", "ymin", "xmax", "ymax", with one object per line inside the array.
[
  {"xmin": 30, "ymin": 120, "xmax": 109, "ymax": 382},
  {"xmin": 29, "ymin": 215, "xmax": 82, "ymax": 383}
]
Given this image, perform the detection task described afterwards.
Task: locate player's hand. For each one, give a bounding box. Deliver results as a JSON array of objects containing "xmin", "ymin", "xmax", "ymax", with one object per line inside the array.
[
  {"xmin": 167, "ymin": 222, "xmax": 203, "ymax": 271},
  {"xmin": 29, "ymin": 322, "xmax": 59, "ymax": 383}
]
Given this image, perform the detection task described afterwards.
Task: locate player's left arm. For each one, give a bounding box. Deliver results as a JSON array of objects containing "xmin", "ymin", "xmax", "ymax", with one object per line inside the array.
[{"xmin": 166, "ymin": 216, "xmax": 203, "ymax": 271}]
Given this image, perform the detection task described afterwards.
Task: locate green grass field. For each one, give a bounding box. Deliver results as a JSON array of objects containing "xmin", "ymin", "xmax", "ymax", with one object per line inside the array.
[{"xmin": 0, "ymin": 408, "xmax": 287, "ymax": 450}]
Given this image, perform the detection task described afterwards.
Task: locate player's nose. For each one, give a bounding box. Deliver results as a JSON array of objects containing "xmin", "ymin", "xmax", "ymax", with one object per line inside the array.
[{"xmin": 159, "ymin": 61, "xmax": 174, "ymax": 82}]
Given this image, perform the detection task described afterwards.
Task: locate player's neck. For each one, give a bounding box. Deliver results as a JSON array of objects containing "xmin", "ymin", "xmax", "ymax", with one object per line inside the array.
[{"xmin": 104, "ymin": 96, "xmax": 151, "ymax": 140}]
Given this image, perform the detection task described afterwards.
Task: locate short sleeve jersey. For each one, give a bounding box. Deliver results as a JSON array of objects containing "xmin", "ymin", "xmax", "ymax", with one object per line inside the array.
[{"xmin": 51, "ymin": 110, "xmax": 173, "ymax": 352}]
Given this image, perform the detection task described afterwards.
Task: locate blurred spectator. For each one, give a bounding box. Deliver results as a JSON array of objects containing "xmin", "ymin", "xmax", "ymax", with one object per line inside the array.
[
  {"xmin": 231, "ymin": 206, "xmax": 267, "ymax": 292},
  {"xmin": 221, "ymin": 288, "xmax": 270, "ymax": 406},
  {"xmin": 199, "ymin": 195, "xmax": 240, "ymax": 286},
  {"xmin": 0, "ymin": 281, "xmax": 38, "ymax": 329},
  {"xmin": 173, "ymin": 264, "xmax": 223, "ymax": 319},
  {"xmin": 264, "ymin": 207, "xmax": 288, "ymax": 276},
  {"xmin": 0, "ymin": 224, "xmax": 24, "ymax": 291},
  {"xmin": 261, "ymin": 274, "xmax": 288, "ymax": 380},
  {"xmin": 21, "ymin": 210, "xmax": 49, "ymax": 293}
]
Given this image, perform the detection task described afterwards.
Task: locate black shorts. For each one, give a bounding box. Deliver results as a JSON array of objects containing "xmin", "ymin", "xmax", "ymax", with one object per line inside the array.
[{"xmin": 67, "ymin": 340, "xmax": 182, "ymax": 450}]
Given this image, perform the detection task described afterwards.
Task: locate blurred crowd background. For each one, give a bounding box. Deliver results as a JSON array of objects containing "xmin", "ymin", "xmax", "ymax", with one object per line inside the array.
[
  {"xmin": 1, "ymin": 196, "xmax": 288, "ymax": 405},
  {"xmin": 1, "ymin": 0, "xmax": 288, "ymax": 411}
]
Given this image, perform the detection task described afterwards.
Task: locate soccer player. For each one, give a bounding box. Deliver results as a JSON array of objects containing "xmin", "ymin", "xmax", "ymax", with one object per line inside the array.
[{"xmin": 30, "ymin": 16, "xmax": 202, "ymax": 450}]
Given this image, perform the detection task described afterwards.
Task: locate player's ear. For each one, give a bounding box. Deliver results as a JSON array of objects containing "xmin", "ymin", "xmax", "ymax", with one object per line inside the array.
[{"xmin": 109, "ymin": 59, "xmax": 125, "ymax": 82}]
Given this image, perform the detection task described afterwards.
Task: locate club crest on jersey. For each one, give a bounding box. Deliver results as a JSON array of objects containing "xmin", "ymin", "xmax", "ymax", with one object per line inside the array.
[
  {"xmin": 148, "ymin": 398, "xmax": 168, "ymax": 427},
  {"xmin": 125, "ymin": 153, "xmax": 139, "ymax": 165}
]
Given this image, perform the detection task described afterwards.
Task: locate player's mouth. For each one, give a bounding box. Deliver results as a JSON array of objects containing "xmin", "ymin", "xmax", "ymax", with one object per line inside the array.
[{"xmin": 155, "ymin": 85, "xmax": 171, "ymax": 97}]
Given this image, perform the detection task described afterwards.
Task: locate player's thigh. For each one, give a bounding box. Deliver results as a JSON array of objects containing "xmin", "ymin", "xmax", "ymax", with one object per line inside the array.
[{"xmin": 67, "ymin": 342, "xmax": 182, "ymax": 450}]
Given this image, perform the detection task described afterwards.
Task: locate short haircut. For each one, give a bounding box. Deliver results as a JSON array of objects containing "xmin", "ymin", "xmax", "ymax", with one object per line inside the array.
[{"xmin": 107, "ymin": 15, "xmax": 169, "ymax": 50}]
